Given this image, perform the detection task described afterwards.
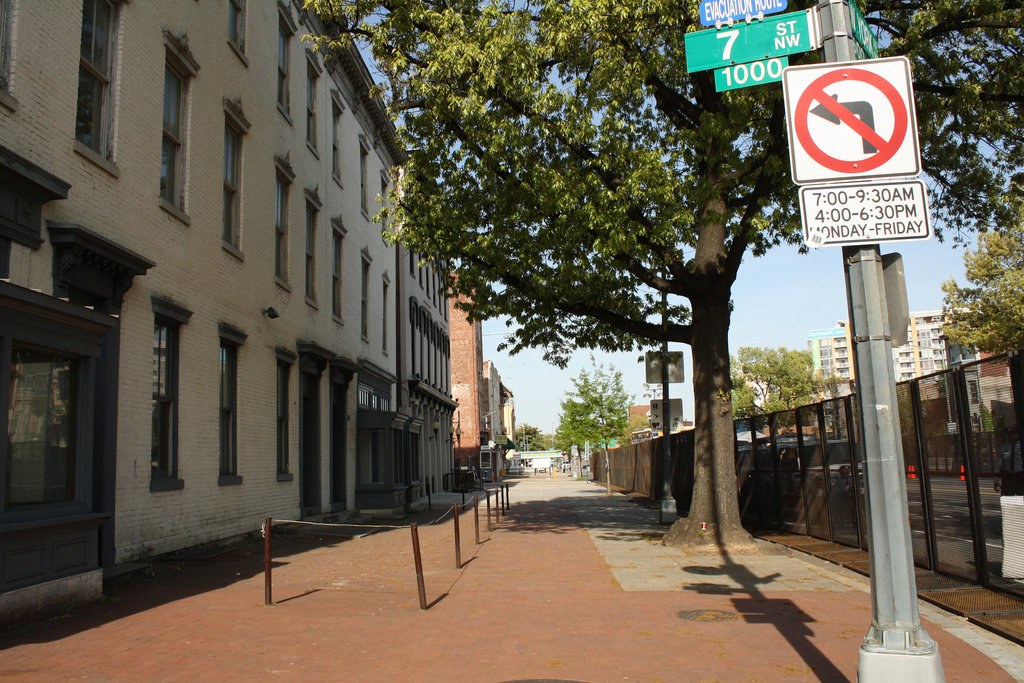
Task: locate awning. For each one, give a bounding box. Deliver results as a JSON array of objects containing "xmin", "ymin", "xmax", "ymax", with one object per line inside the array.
[{"xmin": 493, "ymin": 435, "xmax": 516, "ymax": 449}]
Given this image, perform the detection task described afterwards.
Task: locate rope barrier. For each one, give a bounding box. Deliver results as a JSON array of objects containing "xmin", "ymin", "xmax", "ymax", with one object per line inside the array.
[{"xmin": 266, "ymin": 504, "xmax": 458, "ymax": 532}]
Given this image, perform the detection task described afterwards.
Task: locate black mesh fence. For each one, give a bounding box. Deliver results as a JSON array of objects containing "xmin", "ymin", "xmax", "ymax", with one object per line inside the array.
[{"xmin": 592, "ymin": 351, "xmax": 1024, "ymax": 598}]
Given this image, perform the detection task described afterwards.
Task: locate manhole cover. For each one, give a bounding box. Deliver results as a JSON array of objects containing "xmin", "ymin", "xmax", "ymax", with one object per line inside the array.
[{"xmin": 678, "ymin": 609, "xmax": 738, "ymax": 622}]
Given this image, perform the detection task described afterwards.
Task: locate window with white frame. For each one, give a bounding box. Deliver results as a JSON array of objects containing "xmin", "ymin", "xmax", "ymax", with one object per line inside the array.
[
  {"xmin": 76, "ymin": 0, "xmax": 118, "ymax": 158},
  {"xmin": 359, "ymin": 139, "xmax": 369, "ymax": 216}
]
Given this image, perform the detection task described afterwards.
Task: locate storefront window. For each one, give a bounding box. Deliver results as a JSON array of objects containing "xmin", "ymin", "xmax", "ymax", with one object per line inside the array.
[{"xmin": 7, "ymin": 347, "xmax": 77, "ymax": 507}]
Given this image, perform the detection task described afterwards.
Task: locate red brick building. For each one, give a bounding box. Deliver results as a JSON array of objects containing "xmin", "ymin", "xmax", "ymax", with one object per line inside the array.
[{"xmin": 449, "ymin": 292, "xmax": 487, "ymax": 468}]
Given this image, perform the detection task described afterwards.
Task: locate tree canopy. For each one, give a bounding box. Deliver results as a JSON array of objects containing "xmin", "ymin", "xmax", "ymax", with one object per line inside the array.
[
  {"xmin": 555, "ymin": 357, "xmax": 632, "ymax": 452},
  {"xmin": 942, "ymin": 221, "xmax": 1024, "ymax": 353},
  {"xmin": 308, "ymin": 0, "xmax": 1024, "ymax": 547},
  {"xmin": 731, "ymin": 346, "xmax": 834, "ymax": 417}
]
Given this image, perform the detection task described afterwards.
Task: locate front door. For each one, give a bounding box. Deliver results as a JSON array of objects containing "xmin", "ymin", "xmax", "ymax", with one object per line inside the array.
[{"xmin": 300, "ymin": 371, "xmax": 321, "ymax": 516}]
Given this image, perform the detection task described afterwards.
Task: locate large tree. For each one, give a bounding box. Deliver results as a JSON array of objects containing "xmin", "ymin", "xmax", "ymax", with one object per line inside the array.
[
  {"xmin": 942, "ymin": 220, "xmax": 1024, "ymax": 353},
  {"xmin": 731, "ymin": 346, "xmax": 832, "ymax": 417},
  {"xmin": 555, "ymin": 357, "xmax": 632, "ymax": 452},
  {"xmin": 308, "ymin": 0, "xmax": 1024, "ymax": 549}
]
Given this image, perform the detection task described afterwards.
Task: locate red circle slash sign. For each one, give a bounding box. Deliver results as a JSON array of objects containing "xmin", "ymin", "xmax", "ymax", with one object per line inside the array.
[{"xmin": 794, "ymin": 68, "xmax": 909, "ymax": 174}]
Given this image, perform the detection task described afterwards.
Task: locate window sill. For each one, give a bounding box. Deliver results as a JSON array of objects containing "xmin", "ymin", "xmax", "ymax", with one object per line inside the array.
[
  {"xmin": 306, "ymin": 140, "xmax": 320, "ymax": 159},
  {"xmin": 332, "ymin": 173, "xmax": 343, "ymax": 190},
  {"xmin": 332, "ymin": 313, "xmax": 344, "ymax": 325},
  {"xmin": 150, "ymin": 476, "xmax": 185, "ymax": 492},
  {"xmin": 218, "ymin": 474, "xmax": 244, "ymax": 486},
  {"xmin": 278, "ymin": 104, "xmax": 293, "ymax": 126},
  {"xmin": 74, "ymin": 140, "xmax": 120, "ymax": 178},
  {"xmin": 228, "ymin": 39, "xmax": 249, "ymax": 67},
  {"xmin": 275, "ymin": 276, "xmax": 291, "ymax": 292},
  {"xmin": 305, "ymin": 296, "xmax": 319, "ymax": 310},
  {"xmin": 222, "ymin": 241, "xmax": 244, "ymax": 262},
  {"xmin": 159, "ymin": 198, "xmax": 191, "ymax": 225},
  {"xmin": 277, "ymin": 472, "xmax": 294, "ymax": 482},
  {"xmin": 0, "ymin": 89, "xmax": 17, "ymax": 113}
]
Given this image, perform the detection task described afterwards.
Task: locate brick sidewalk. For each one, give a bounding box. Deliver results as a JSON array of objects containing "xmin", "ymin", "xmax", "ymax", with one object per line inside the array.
[{"xmin": 0, "ymin": 480, "xmax": 1019, "ymax": 682}]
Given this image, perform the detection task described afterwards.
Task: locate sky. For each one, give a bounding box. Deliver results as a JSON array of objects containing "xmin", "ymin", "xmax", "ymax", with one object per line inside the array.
[{"xmin": 483, "ymin": 234, "xmax": 976, "ymax": 434}]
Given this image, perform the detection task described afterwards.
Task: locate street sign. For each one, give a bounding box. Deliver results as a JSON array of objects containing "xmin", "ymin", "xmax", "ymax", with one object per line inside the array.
[
  {"xmin": 848, "ymin": 1, "xmax": 879, "ymax": 59},
  {"xmin": 684, "ymin": 9, "xmax": 821, "ymax": 73},
  {"xmin": 714, "ymin": 56, "xmax": 787, "ymax": 91},
  {"xmin": 699, "ymin": 0, "xmax": 788, "ymax": 27},
  {"xmin": 798, "ymin": 179, "xmax": 931, "ymax": 248},
  {"xmin": 782, "ymin": 57, "xmax": 920, "ymax": 184}
]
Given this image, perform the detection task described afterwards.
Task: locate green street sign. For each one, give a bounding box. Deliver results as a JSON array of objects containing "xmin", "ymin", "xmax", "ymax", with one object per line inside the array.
[
  {"xmin": 684, "ymin": 9, "xmax": 821, "ymax": 73},
  {"xmin": 714, "ymin": 56, "xmax": 789, "ymax": 91},
  {"xmin": 848, "ymin": 1, "xmax": 879, "ymax": 59}
]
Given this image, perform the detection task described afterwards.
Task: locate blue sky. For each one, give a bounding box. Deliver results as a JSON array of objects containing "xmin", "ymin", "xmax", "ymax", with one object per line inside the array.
[{"xmin": 483, "ymin": 234, "xmax": 975, "ymax": 432}]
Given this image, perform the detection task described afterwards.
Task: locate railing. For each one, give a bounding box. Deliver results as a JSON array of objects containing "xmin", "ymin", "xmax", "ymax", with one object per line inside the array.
[{"xmin": 593, "ymin": 351, "xmax": 1024, "ymax": 599}]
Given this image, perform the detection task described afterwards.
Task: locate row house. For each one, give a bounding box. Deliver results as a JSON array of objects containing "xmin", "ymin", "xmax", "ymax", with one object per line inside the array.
[{"xmin": 0, "ymin": 0, "xmax": 453, "ymax": 621}]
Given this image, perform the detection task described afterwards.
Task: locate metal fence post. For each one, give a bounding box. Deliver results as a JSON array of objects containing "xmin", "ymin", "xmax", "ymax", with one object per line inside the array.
[
  {"xmin": 474, "ymin": 494, "xmax": 481, "ymax": 544},
  {"xmin": 453, "ymin": 504, "xmax": 462, "ymax": 569},
  {"xmin": 410, "ymin": 523, "xmax": 428, "ymax": 610},
  {"xmin": 263, "ymin": 517, "xmax": 273, "ymax": 606}
]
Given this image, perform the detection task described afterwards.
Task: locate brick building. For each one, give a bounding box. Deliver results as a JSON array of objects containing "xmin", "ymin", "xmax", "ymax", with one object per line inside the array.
[
  {"xmin": 0, "ymin": 0, "xmax": 452, "ymax": 620},
  {"xmin": 449, "ymin": 292, "xmax": 486, "ymax": 468}
]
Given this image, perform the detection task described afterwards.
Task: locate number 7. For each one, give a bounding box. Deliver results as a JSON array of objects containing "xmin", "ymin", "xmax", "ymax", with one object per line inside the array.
[{"xmin": 717, "ymin": 30, "xmax": 740, "ymax": 60}]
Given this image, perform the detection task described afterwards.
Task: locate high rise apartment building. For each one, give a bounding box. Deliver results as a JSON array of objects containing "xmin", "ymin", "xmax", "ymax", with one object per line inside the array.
[{"xmin": 808, "ymin": 310, "xmax": 950, "ymax": 384}]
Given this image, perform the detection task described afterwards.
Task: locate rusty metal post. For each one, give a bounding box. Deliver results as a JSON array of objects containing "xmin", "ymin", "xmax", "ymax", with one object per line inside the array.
[
  {"xmin": 453, "ymin": 504, "xmax": 462, "ymax": 569},
  {"xmin": 486, "ymin": 489, "xmax": 492, "ymax": 531},
  {"xmin": 411, "ymin": 523, "xmax": 428, "ymax": 610},
  {"xmin": 474, "ymin": 494, "xmax": 481, "ymax": 544},
  {"xmin": 263, "ymin": 517, "xmax": 272, "ymax": 606}
]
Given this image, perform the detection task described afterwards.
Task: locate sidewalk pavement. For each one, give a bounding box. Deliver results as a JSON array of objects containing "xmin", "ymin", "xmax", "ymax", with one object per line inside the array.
[{"xmin": 3, "ymin": 478, "xmax": 1024, "ymax": 682}]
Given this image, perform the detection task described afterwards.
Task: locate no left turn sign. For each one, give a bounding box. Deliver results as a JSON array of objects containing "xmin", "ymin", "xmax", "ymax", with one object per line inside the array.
[{"xmin": 783, "ymin": 57, "xmax": 921, "ymax": 185}]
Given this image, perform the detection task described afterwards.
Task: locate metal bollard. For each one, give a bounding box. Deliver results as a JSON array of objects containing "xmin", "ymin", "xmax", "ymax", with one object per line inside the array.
[
  {"xmin": 263, "ymin": 517, "xmax": 273, "ymax": 606},
  {"xmin": 486, "ymin": 489, "xmax": 492, "ymax": 531},
  {"xmin": 453, "ymin": 504, "xmax": 462, "ymax": 569},
  {"xmin": 474, "ymin": 494, "xmax": 481, "ymax": 544},
  {"xmin": 411, "ymin": 523, "xmax": 428, "ymax": 610}
]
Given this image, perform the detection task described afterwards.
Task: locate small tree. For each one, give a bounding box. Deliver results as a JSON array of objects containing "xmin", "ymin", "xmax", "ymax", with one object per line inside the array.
[
  {"xmin": 515, "ymin": 423, "xmax": 542, "ymax": 451},
  {"xmin": 557, "ymin": 357, "xmax": 632, "ymax": 453},
  {"xmin": 943, "ymin": 223, "xmax": 1024, "ymax": 354}
]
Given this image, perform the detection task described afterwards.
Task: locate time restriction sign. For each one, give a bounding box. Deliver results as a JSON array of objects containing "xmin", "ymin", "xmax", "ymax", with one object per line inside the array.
[
  {"xmin": 783, "ymin": 57, "xmax": 921, "ymax": 185},
  {"xmin": 798, "ymin": 179, "xmax": 932, "ymax": 248}
]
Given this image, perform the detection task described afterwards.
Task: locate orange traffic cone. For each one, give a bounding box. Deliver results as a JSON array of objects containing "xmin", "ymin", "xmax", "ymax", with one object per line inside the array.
[
  {"xmin": 908, "ymin": 465, "xmax": 917, "ymax": 479},
  {"xmin": 960, "ymin": 465, "xmax": 966, "ymax": 481}
]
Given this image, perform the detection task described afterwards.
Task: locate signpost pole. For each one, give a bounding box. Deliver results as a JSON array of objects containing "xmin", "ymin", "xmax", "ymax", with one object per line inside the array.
[
  {"xmin": 817, "ymin": 1, "xmax": 944, "ymax": 679},
  {"xmin": 659, "ymin": 287, "xmax": 676, "ymax": 524}
]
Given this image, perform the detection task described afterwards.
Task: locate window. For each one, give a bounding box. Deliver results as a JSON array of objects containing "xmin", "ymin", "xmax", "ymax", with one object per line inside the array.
[
  {"xmin": 222, "ymin": 123, "xmax": 241, "ymax": 247},
  {"xmin": 359, "ymin": 139, "xmax": 369, "ymax": 216},
  {"xmin": 218, "ymin": 324, "xmax": 246, "ymax": 484},
  {"xmin": 222, "ymin": 100, "xmax": 250, "ymax": 252},
  {"xmin": 277, "ymin": 358, "xmax": 290, "ymax": 475},
  {"xmin": 227, "ymin": 0, "xmax": 245, "ymax": 54},
  {"xmin": 152, "ymin": 320, "xmax": 178, "ymax": 481},
  {"xmin": 7, "ymin": 347, "xmax": 78, "ymax": 507},
  {"xmin": 0, "ymin": 0, "xmax": 11, "ymax": 93},
  {"xmin": 331, "ymin": 97, "xmax": 343, "ymax": 179},
  {"xmin": 219, "ymin": 340, "xmax": 237, "ymax": 477},
  {"xmin": 306, "ymin": 55, "xmax": 320, "ymax": 149},
  {"xmin": 382, "ymin": 278, "xmax": 389, "ymax": 353},
  {"xmin": 358, "ymin": 429, "xmax": 383, "ymax": 485},
  {"xmin": 76, "ymin": 0, "xmax": 117, "ymax": 157},
  {"xmin": 275, "ymin": 176, "xmax": 288, "ymax": 280},
  {"xmin": 277, "ymin": 8, "xmax": 295, "ymax": 115},
  {"xmin": 161, "ymin": 33, "xmax": 199, "ymax": 212},
  {"xmin": 360, "ymin": 256, "xmax": 370, "ymax": 339},
  {"xmin": 305, "ymin": 195, "xmax": 318, "ymax": 302},
  {"xmin": 331, "ymin": 220, "xmax": 345, "ymax": 318}
]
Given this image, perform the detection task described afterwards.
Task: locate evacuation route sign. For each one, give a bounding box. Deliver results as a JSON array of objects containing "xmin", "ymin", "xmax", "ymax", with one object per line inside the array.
[{"xmin": 782, "ymin": 57, "xmax": 921, "ymax": 185}]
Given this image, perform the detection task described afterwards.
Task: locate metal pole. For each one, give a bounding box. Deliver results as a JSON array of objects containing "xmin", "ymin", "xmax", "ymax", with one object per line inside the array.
[
  {"xmin": 486, "ymin": 489, "xmax": 493, "ymax": 532},
  {"xmin": 263, "ymin": 517, "xmax": 272, "ymax": 606},
  {"xmin": 410, "ymin": 523, "xmax": 428, "ymax": 610},
  {"xmin": 659, "ymin": 284, "xmax": 676, "ymax": 524},
  {"xmin": 817, "ymin": 0, "xmax": 943, "ymax": 676},
  {"xmin": 453, "ymin": 504, "xmax": 462, "ymax": 569},
  {"xmin": 474, "ymin": 494, "xmax": 481, "ymax": 544}
]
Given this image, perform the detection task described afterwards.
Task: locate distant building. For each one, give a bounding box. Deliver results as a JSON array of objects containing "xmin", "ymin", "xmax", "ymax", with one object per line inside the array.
[{"xmin": 808, "ymin": 310, "xmax": 952, "ymax": 383}]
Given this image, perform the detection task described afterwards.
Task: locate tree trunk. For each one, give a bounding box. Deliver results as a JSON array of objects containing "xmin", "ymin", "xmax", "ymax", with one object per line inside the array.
[{"xmin": 663, "ymin": 295, "xmax": 755, "ymax": 550}]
